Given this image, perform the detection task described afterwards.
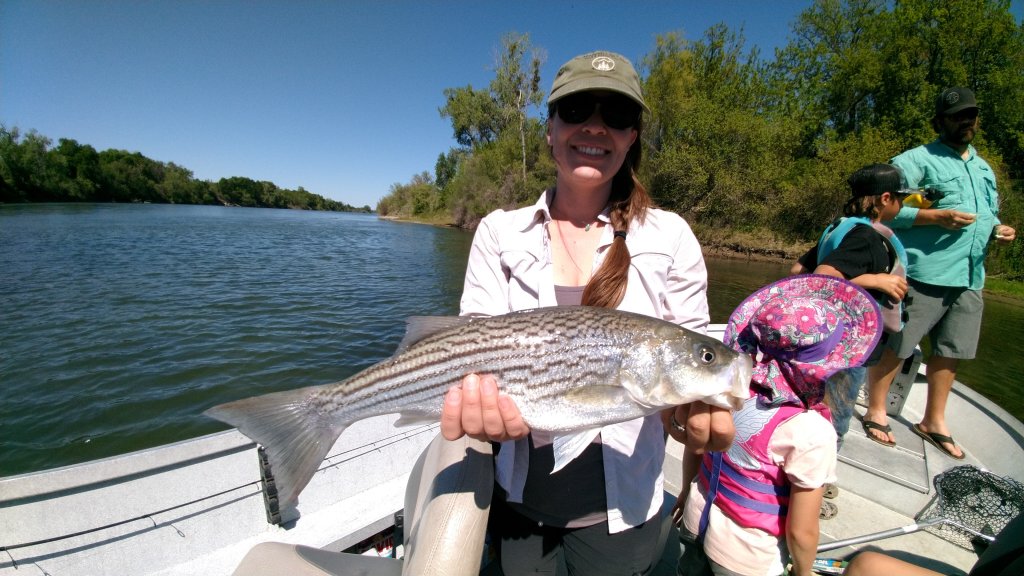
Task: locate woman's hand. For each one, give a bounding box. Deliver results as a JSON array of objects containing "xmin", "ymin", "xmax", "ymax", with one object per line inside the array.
[
  {"xmin": 663, "ymin": 401, "xmax": 735, "ymax": 453},
  {"xmin": 440, "ymin": 373, "xmax": 530, "ymax": 442}
]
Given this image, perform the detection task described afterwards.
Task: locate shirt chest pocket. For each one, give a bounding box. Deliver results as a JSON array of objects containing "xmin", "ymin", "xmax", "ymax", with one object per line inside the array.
[
  {"xmin": 628, "ymin": 249, "xmax": 674, "ymax": 286},
  {"xmin": 928, "ymin": 174, "xmax": 963, "ymax": 208},
  {"xmin": 980, "ymin": 171, "xmax": 998, "ymax": 214}
]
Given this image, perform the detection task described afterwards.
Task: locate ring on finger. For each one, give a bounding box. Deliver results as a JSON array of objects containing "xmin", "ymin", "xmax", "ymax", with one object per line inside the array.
[{"xmin": 670, "ymin": 413, "xmax": 686, "ymax": 434}]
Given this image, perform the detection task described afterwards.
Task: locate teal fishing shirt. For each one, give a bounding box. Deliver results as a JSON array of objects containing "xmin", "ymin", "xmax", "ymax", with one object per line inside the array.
[{"xmin": 889, "ymin": 139, "xmax": 1000, "ymax": 290}]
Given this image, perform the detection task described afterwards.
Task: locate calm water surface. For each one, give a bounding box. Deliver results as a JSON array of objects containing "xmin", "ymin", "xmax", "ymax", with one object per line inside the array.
[{"xmin": 1, "ymin": 204, "xmax": 1020, "ymax": 476}]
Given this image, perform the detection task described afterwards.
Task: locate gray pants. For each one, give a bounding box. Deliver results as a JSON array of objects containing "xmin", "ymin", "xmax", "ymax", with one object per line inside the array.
[{"xmin": 888, "ymin": 280, "xmax": 983, "ymax": 360}]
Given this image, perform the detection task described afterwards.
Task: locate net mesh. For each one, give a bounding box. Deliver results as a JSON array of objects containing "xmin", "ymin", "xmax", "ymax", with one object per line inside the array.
[{"xmin": 916, "ymin": 465, "xmax": 1024, "ymax": 550}]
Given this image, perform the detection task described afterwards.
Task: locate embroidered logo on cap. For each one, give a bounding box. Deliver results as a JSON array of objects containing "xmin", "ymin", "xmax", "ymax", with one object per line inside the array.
[
  {"xmin": 945, "ymin": 91, "xmax": 960, "ymax": 105},
  {"xmin": 592, "ymin": 56, "xmax": 615, "ymax": 72}
]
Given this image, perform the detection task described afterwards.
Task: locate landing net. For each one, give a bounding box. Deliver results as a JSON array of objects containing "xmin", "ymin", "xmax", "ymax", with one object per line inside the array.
[{"xmin": 918, "ymin": 465, "xmax": 1024, "ymax": 550}]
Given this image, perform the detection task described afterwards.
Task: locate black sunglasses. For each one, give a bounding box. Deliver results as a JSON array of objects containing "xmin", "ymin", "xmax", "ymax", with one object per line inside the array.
[
  {"xmin": 945, "ymin": 109, "xmax": 979, "ymax": 121},
  {"xmin": 554, "ymin": 93, "xmax": 641, "ymax": 130}
]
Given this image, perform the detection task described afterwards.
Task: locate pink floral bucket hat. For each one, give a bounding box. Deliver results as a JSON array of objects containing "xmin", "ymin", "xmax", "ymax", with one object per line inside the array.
[{"xmin": 724, "ymin": 274, "xmax": 882, "ymax": 410}]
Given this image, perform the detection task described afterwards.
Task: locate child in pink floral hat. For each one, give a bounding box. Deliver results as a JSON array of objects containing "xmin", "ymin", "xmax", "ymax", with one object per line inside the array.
[{"xmin": 673, "ymin": 275, "xmax": 881, "ymax": 576}]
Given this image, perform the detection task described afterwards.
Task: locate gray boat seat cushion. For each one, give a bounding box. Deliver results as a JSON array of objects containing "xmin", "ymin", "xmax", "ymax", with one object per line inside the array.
[{"xmin": 232, "ymin": 433, "xmax": 494, "ymax": 576}]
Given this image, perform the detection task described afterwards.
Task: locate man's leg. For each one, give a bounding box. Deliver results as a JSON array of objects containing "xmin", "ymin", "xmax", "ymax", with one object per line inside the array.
[
  {"xmin": 915, "ymin": 287, "xmax": 982, "ymax": 460},
  {"xmin": 917, "ymin": 355, "xmax": 963, "ymax": 458}
]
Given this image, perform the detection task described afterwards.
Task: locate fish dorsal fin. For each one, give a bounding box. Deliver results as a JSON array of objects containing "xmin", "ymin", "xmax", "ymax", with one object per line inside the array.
[{"xmin": 395, "ymin": 315, "xmax": 472, "ymax": 354}]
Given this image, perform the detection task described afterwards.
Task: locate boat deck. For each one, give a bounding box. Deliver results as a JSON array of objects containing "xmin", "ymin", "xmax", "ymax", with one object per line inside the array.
[
  {"xmin": 3, "ymin": 344, "xmax": 1021, "ymax": 576},
  {"xmin": 652, "ymin": 364, "xmax": 1024, "ymax": 576}
]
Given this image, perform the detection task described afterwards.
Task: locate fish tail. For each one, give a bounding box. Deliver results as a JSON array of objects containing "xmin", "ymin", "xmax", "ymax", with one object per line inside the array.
[{"xmin": 203, "ymin": 385, "xmax": 344, "ymax": 509}]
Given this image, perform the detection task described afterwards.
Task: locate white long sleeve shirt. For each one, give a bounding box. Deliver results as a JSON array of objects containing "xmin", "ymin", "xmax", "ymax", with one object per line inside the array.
[{"xmin": 459, "ymin": 189, "xmax": 709, "ymax": 533}]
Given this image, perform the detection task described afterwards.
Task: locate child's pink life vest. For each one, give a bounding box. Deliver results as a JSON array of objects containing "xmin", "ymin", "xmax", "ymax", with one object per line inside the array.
[{"xmin": 698, "ymin": 395, "xmax": 808, "ymax": 538}]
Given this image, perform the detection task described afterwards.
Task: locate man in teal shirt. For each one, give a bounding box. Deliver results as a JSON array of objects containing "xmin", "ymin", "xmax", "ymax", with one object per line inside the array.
[{"xmin": 861, "ymin": 87, "xmax": 1016, "ymax": 458}]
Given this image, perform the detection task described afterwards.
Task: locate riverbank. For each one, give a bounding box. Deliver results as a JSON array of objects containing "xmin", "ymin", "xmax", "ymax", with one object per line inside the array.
[
  {"xmin": 380, "ymin": 214, "xmax": 1024, "ymax": 302},
  {"xmin": 698, "ymin": 242, "xmax": 1023, "ymax": 303},
  {"xmin": 703, "ymin": 241, "xmax": 1024, "ymax": 303}
]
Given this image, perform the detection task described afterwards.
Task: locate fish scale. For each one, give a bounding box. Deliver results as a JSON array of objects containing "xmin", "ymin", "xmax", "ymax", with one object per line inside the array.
[
  {"xmin": 205, "ymin": 306, "xmax": 752, "ymax": 508},
  {"xmin": 324, "ymin": 314, "xmax": 622, "ymax": 414}
]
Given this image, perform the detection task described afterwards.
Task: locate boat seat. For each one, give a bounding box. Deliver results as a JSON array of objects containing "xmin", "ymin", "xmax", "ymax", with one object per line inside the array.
[{"xmin": 232, "ymin": 433, "xmax": 494, "ymax": 576}]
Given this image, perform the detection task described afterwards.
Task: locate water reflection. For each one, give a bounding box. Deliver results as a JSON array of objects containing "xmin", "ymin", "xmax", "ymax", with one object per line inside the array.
[
  {"xmin": 705, "ymin": 258, "xmax": 792, "ymax": 323},
  {"xmin": 0, "ymin": 205, "xmax": 1019, "ymax": 477}
]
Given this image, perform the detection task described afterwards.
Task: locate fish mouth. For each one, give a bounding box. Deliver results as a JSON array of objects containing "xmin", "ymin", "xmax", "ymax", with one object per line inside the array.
[
  {"xmin": 729, "ymin": 354, "xmax": 753, "ymax": 409},
  {"xmin": 692, "ymin": 353, "xmax": 753, "ymax": 411}
]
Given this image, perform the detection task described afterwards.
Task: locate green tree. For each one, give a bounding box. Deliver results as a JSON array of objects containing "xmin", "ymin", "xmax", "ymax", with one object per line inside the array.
[
  {"xmin": 97, "ymin": 150, "xmax": 163, "ymax": 203},
  {"xmin": 770, "ymin": 0, "xmax": 889, "ymax": 154},
  {"xmin": 643, "ymin": 27, "xmax": 794, "ymax": 230},
  {"xmin": 877, "ymin": 0, "xmax": 1024, "ymax": 174},
  {"xmin": 388, "ymin": 33, "xmax": 551, "ymax": 225},
  {"xmin": 439, "ymin": 85, "xmax": 501, "ymax": 148},
  {"xmin": 0, "ymin": 127, "xmax": 52, "ymax": 201},
  {"xmin": 158, "ymin": 163, "xmax": 205, "ymax": 204},
  {"xmin": 490, "ymin": 32, "xmax": 545, "ymax": 185},
  {"xmin": 387, "ymin": 10, "xmax": 1024, "ymax": 280}
]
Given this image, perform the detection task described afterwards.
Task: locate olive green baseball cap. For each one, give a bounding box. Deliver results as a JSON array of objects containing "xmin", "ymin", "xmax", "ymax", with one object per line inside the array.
[{"xmin": 548, "ymin": 51, "xmax": 649, "ymax": 112}]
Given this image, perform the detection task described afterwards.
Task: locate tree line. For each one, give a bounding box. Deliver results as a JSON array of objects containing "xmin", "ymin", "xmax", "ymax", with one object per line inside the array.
[
  {"xmin": 0, "ymin": 126, "xmax": 369, "ymax": 212},
  {"xmin": 379, "ymin": 0, "xmax": 1023, "ymax": 280}
]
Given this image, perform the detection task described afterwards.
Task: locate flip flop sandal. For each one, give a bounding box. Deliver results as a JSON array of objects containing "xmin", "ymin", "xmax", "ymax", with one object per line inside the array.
[
  {"xmin": 823, "ymin": 483, "xmax": 839, "ymax": 499},
  {"xmin": 862, "ymin": 418, "xmax": 896, "ymax": 447},
  {"xmin": 912, "ymin": 423, "xmax": 966, "ymax": 460},
  {"xmin": 819, "ymin": 500, "xmax": 838, "ymax": 520}
]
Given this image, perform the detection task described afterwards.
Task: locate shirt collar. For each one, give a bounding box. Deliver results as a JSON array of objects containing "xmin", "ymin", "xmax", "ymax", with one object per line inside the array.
[
  {"xmin": 934, "ymin": 138, "xmax": 976, "ymax": 161},
  {"xmin": 522, "ymin": 188, "xmax": 612, "ymax": 233}
]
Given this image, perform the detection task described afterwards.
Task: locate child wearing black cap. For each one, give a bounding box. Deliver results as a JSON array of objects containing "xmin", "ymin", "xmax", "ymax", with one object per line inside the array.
[{"xmin": 791, "ymin": 163, "xmax": 910, "ymax": 451}]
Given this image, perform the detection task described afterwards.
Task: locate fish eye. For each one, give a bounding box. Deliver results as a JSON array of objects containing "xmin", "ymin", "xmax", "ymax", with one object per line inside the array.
[{"xmin": 697, "ymin": 346, "xmax": 716, "ymax": 365}]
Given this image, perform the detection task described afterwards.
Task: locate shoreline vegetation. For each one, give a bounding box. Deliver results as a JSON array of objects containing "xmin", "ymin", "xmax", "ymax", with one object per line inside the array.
[
  {"xmin": 380, "ymin": 212, "xmax": 1024, "ymax": 303},
  {"xmin": 377, "ymin": 4, "xmax": 1024, "ymax": 286},
  {"xmin": 0, "ymin": 126, "xmax": 372, "ymax": 213}
]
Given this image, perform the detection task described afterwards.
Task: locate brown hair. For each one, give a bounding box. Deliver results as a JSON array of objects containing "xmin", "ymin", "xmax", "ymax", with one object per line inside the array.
[
  {"xmin": 842, "ymin": 196, "xmax": 881, "ymax": 220},
  {"xmin": 582, "ymin": 116, "xmax": 651, "ymax": 309}
]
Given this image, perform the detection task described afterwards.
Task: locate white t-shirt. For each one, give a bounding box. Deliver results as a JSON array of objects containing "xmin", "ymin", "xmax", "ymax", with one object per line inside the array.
[{"xmin": 682, "ymin": 411, "xmax": 838, "ymax": 575}]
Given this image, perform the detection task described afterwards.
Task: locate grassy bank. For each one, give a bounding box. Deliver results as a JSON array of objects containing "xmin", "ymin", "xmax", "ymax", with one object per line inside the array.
[{"xmin": 984, "ymin": 277, "xmax": 1024, "ymax": 302}]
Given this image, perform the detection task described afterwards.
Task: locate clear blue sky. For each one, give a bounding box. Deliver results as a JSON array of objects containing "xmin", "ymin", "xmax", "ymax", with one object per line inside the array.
[{"xmin": 3, "ymin": 1, "xmax": 1022, "ymax": 208}]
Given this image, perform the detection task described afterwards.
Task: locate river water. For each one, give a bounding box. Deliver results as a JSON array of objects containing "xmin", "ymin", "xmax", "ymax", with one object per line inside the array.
[{"xmin": 1, "ymin": 204, "xmax": 1020, "ymax": 476}]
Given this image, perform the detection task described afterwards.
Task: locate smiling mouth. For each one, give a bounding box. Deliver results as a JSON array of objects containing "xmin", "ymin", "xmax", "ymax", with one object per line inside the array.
[{"xmin": 573, "ymin": 145, "xmax": 609, "ymax": 157}]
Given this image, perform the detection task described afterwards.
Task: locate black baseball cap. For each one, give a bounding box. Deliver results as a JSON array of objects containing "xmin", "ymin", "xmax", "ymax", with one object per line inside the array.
[{"xmin": 935, "ymin": 87, "xmax": 978, "ymax": 116}]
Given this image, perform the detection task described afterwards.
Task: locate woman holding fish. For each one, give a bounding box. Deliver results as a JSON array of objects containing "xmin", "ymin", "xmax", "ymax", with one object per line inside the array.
[{"xmin": 441, "ymin": 50, "xmax": 736, "ymax": 576}]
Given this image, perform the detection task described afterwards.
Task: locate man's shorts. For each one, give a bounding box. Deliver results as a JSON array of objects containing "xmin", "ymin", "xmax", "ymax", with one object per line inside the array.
[{"xmin": 886, "ymin": 279, "xmax": 983, "ymax": 360}]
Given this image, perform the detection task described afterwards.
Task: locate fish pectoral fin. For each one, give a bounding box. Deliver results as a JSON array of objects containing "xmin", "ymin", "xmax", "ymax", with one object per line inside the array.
[
  {"xmin": 394, "ymin": 315, "xmax": 474, "ymax": 354},
  {"xmin": 562, "ymin": 385, "xmax": 633, "ymax": 408},
  {"xmin": 551, "ymin": 429, "xmax": 602, "ymax": 473}
]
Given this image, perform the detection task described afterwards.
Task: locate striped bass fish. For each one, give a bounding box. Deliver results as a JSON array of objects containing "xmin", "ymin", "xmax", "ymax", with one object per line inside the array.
[{"xmin": 204, "ymin": 306, "xmax": 752, "ymax": 507}]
